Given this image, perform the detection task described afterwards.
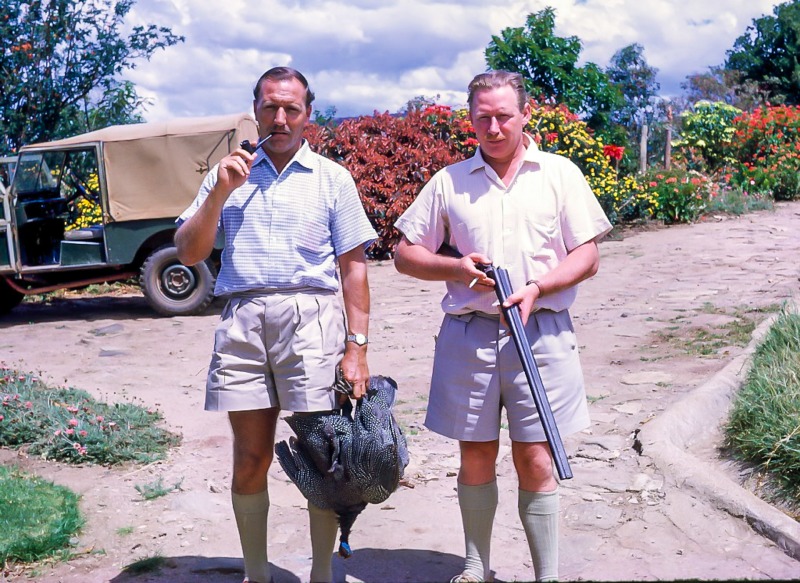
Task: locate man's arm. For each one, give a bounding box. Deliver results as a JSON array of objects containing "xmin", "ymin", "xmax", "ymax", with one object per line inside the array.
[
  {"xmin": 175, "ymin": 148, "xmax": 255, "ymax": 266},
  {"xmin": 504, "ymin": 240, "xmax": 600, "ymax": 324},
  {"xmin": 338, "ymin": 244, "xmax": 371, "ymax": 399},
  {"xmin": 393, "ymin": 236, "xmax": 494, "ymax": 289}
]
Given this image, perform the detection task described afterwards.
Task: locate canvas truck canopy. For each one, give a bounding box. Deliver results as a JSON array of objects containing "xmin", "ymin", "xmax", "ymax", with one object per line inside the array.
[{"xmin": 21, "ymin": 112, "xmax": 258, "ymax": 222}]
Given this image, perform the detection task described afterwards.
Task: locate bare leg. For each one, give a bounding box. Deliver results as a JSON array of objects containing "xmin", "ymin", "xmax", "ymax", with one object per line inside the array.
[
  {"xmin": 455, "ymin": 440, "xmax": 499, "ymax": 581},
  {"xmin": 229, "ymin": 408, "xmax": 280, "ymax": 583},
  {"xmin": 513, "ymin": 441, "xmax": 559, "ymax": 582}
]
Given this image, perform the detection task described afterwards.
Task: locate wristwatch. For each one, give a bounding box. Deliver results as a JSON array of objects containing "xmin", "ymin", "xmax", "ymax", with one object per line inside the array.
[{"xmin": 346, "ymin": 333, "xmax": 369, "ymax": 346}]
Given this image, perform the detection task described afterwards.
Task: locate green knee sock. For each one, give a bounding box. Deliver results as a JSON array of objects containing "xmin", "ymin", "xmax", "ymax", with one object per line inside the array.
[
  {"xmin": 231, "ymin": 490, "xmax": 271, "ymax": 583},
  {"xmin": 308, "ymin": 503, "xmax": 338, "ymax": 583},
  {"xmin": 518, "ymin": 488, "xmax": 559, "ymax": 582},
  {"xmin": 458, "ymin": 480, "xmax": 498, "ymax": 580}
]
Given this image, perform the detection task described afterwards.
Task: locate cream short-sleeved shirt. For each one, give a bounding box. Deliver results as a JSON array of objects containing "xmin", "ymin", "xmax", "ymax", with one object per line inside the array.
[{"xmin": 395, "ymin": 136, "xmax": 612, "ymax": 314}]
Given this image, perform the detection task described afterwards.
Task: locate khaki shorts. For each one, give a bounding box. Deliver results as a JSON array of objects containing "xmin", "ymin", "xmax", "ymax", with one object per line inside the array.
[
  {"xmin": 425, "ymin": 309, "xmax": 590, "ymax": 442},
  {"xmin": 204, "ymin": 291, "xmax": 345, "ymax": 412}
]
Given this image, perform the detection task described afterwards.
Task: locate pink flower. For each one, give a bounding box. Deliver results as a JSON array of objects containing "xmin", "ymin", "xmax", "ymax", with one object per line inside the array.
[
  {"xmin": 54, "ymin": 429, "xmax": 61, "ymax": 436},
  {"xmin": 96, "ymin": 416, "xmax": 104, "ymax": 423},
  {"xmin": 65, "ymin": 428, "xmax": 74, "ymax": 436},
  {"xmin": 0, "ymin": 415, "xmax": 3, "ymax": 422},
  {"xmin": 68, "ymin": 418, "xmax": 78, "ymax": 427},
  {"xmin": 24, "ymin": 401, "xmax": 32, "ymax": 409},
  {"xmin": 79, "ymin": 430, "xmax": 88, "ymax": 437}
]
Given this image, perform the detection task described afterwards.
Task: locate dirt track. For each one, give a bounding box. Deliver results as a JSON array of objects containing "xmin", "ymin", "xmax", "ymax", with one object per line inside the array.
[{"xmin": 1, "ymin": 202, "xmax": 799, "ymax": 582}]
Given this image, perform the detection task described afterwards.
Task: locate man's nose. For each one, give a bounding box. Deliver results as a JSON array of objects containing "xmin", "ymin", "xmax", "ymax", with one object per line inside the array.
[
  {"xmin": 487, "ymin": 117, "xmax": 500, "ymax": 134},
  {"xmin": 275, "ymin": 107, "xmax": 287, "ymax": 125}
]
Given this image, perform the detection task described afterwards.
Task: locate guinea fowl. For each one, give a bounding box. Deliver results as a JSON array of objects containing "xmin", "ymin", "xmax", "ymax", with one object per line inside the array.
[{"xmin": 275, "ymin": 373, "xmax": 410, "ymax": 558}]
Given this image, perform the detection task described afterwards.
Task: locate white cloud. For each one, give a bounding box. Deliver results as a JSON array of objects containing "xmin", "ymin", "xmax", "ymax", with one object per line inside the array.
[{"xmin": 124, "ymin": 0, "xmax": 786, "ymax": 121}]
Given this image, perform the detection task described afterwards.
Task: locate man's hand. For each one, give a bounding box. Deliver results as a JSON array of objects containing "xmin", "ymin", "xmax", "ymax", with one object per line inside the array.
[
  {"xmin": 213, "ymin": 147, "xmax": 256, "ymax": 201},
  {"xmin": 461, "ymin": 252, "xmax": 494, "ymax": 289},
  {"xmin": 339, "ymin": 345, "xmax": 369, "ymax": 399},
  {"xmin": 503, "ymin": 281, "xmax": 542, "ymax": 326}
]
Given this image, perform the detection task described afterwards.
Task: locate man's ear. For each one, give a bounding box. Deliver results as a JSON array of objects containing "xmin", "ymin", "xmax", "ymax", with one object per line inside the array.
[{"xmin": 522, "ymin": 101, "xmax": 532, "ymax": 123}]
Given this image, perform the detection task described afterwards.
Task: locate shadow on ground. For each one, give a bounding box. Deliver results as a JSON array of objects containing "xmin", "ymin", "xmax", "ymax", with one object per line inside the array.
[{"xmin": 106, "ymin": 549, "xmax": 467, "ymax": 583}]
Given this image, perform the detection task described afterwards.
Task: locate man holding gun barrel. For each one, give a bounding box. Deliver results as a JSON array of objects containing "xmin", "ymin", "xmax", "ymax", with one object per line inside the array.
[{"xmin": 394, "ymin": 70, "xmax": 612, "ymax": 582}]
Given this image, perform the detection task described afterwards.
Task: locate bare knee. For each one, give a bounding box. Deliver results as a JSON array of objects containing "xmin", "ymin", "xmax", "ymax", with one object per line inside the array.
[
  {"xmin": 512, "ymin": 441, "xmax": 557, "ymax": 492},
  {"xmin": 228, "ymin": 409, "xmax": 279, "ymax": 494},
  {"xmin": 459, "ymin": 440, "xmax": 499, "ymax": 485}
]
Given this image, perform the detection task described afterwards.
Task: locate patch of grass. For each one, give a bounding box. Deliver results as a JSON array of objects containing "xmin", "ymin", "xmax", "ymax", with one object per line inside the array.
[
  {"xmin": 0, "ymin": 366, "xmax": 180, "ymax": 465},
  {"xmin": 705, "ymin": 186, "xmax": 774, "ymax": 216},
  {"xmin": 656, "ymin": 304, "xmax": 779, "ymax": 357},
  {"xmin": 123, "ymin": 553, "xmax": 165, "ymax": 574},
  {"xmin": 725, "ymin": 309, "xmax": 800, "ymax": 510},
  {"xmin": 116, "ymin": 526, "xmax": 134, "ymax": 536},
  {"xmin": 135, "ymin": 476, "xmax": 184, "ymax": 500},
  {"xmin": 587, "ymin": 394, "xmax": 608, "ymax": 404},
  {"xmin": 0, "ymin": 466, "xmax": 83, "ymax": 564},
  {"xmin": 21, "ymin": 280, "xmax": 140, "ymax": 305}
]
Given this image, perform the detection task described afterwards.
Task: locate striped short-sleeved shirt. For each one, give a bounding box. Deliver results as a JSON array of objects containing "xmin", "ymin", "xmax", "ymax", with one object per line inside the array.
[
  {"xmin": 179, "ymin": 140, "xmax": 377, "ymax": 296},
  {"xmin": 395, "ymin": 135, "xmax": 612, "ymax": 314}
]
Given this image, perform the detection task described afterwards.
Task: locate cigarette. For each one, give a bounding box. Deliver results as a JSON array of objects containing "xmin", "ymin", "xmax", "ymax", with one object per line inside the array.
[
  {"xmin": 468, "ymin": 277, "xmax": 479, "ymax": 289},
  {"xmin": 254, "ymin": 133, "xmax": 273, "ymax": 150}
]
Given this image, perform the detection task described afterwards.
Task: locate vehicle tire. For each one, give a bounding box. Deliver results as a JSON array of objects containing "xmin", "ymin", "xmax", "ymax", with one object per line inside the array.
[
  {"xmin": 0, "ymin": 277, "xmax": 24, "ymax": 316},
  {"xmin": 140, "ymin": 245, "xmax": 216, "ymax": 316}
]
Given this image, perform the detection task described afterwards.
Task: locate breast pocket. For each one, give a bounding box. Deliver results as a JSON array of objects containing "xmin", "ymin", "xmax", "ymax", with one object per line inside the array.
[{"xmin": 520, "ymin": 213, "xmax": 559, "ymax": 260}]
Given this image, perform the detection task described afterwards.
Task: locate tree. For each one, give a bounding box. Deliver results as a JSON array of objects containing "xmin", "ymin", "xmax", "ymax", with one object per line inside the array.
[
  {"xmin": 725, "ymin": 0, "xmax": 800, "ymax": 105},
  {"xmin": 606, "ymin": 43, "xmax": 660, "ymax": 129},
  {"xmin": 484, "ymin": 7, "xmax": 621, "ymax": 132},
  {"xmin": 0, "ymin": 0, "xmax": 183, "ymax": 154},
  {"xmin": 681, "ymin": 66, "xmax": 767, "ymax": 111}
]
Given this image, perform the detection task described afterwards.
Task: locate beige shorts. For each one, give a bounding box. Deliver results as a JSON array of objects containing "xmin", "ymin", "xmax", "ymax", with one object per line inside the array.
[
  {"xmin": 425, "ymin": 309, "xmax": 590, "ymax": 442},
  {"xmin": 204, "ymin": 291, "xmax": 345, "ymax": 412}
]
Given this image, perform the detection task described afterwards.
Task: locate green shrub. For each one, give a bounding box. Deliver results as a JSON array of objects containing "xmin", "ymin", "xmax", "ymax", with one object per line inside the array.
[
  {"xmin": 0, "ymin": 367, "xmax": 180, "ymax": 465},
  {"xmin": 638, "ymin": 168, "xmax": 709, "ymax": 224},
  {"xmin": 673, "ymin": 101, "xmax": 742, "ymax": 172}
]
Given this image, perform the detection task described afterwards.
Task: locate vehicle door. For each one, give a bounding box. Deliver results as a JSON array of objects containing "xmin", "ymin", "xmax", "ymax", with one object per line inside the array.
[{"xmin": 0, "ymin": 174, "xmax": 14, "ymax": 270}]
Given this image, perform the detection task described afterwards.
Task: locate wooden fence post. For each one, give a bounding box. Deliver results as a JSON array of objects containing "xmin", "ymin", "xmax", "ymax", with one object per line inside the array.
[
  {"xmin": 639, "ymin": 123, "xmax": 648, "ymax": 174},
  {"xmin": 665, "ymin": 126, "xmax": 672, "ymax": 170}
]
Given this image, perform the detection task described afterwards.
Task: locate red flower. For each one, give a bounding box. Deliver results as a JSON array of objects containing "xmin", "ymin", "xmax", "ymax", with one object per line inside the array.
[{"xmin": 603, "ymin": 145, "xmax": 624, "ymax": 161}]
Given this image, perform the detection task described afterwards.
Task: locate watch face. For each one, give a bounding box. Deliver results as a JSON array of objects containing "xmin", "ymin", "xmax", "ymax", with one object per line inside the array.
[{"xmin": 349, "ymin": 333, "xmax": 367, "ymax": 345}]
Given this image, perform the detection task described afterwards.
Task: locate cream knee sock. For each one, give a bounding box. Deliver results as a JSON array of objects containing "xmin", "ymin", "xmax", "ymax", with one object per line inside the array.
[
  {"xmin": 308, "ymin": 503, "xmax": 338, "ymax": 583},
  {"xmin": 518, "ymin": 488, "xmax": 559, "ymax": 582},
  {"xmin": 458, "ymin": 480, "xmax": 498, "ymax": 580},
  {"xmin": 231, "ymin": 490, "xmax": 271, "ymax": 583}
]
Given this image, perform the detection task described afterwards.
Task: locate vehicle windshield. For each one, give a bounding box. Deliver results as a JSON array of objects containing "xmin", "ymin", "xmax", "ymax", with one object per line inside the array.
[{"xmin": 14, "ymin": 149, "xmax": 100, "ymax": 203}]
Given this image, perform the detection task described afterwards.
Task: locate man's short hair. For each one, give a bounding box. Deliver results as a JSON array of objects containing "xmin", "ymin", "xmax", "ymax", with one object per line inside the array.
[
  {"xmin": 253, "ymin": 66, "xmax": 315, "ymax": 108},
  {"xmin": 467, "ymin": 70, "xmax": 529, "ymax": 112}
]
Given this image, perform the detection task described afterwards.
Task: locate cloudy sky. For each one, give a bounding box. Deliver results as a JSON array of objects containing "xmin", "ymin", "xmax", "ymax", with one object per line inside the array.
[{"xmin": 126, "ymin": 0, "xmax": 784, "ymax": 122}]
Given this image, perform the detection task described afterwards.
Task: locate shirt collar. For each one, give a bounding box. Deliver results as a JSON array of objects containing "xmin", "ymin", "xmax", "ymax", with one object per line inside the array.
[
  {"xmin": 253, "ymin": 138, "xmax": 314, "ymax": 173},
  {"xmin": 468, "ymin": 132, "xmax": 542, "ymax": 174}
]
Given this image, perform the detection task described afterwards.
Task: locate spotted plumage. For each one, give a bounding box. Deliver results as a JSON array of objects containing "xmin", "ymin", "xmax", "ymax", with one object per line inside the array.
[{"xmin": 275, "ymin": 375, "xmax": 410, "ymax": 557}]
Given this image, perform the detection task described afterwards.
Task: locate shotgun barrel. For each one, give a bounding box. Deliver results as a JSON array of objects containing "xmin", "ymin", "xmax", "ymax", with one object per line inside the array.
[{"xmin": 479, "ymin": 263, "xmax": 573, "ymax": 480}]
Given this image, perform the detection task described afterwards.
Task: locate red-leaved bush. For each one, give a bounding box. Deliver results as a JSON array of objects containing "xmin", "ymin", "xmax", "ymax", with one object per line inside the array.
[{"xmin": 305, "ymin": 109, "xmax": 466, "ymax": 258}]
